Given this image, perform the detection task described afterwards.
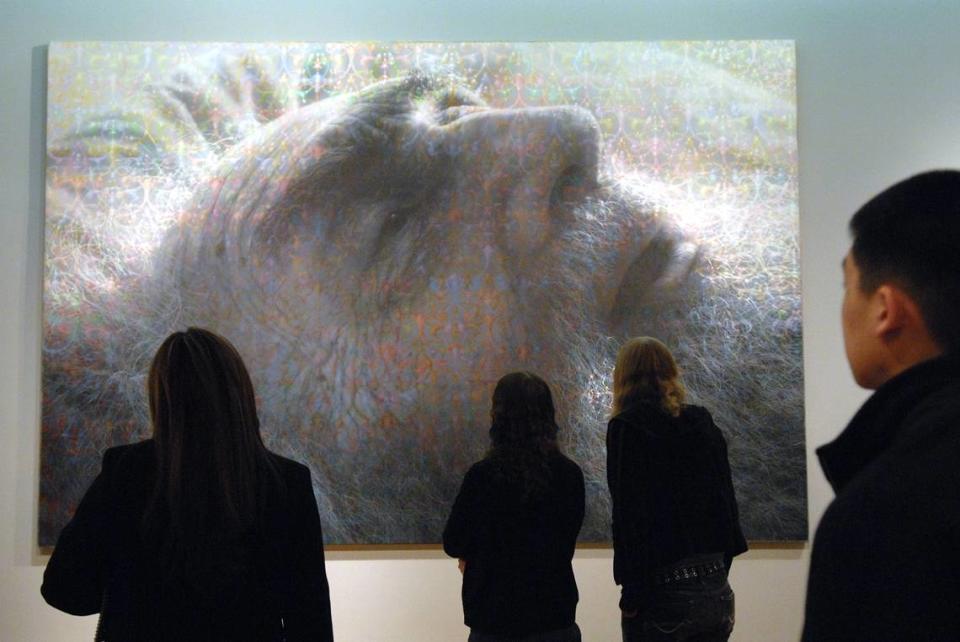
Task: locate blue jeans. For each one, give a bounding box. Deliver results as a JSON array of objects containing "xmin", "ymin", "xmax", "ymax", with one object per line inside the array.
[
  {"xmin": 621, "ymin": 565, "xmax": 734, "ymax": 641},
  {"xmin": 469, "ymin": 623, "xmax": 582, "ymax": 642}
]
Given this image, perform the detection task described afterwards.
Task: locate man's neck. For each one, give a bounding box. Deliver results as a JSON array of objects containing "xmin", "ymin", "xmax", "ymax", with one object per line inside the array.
[{"xmin": 878, "ymin": 338, "xmax": 944, "ymax": 387}]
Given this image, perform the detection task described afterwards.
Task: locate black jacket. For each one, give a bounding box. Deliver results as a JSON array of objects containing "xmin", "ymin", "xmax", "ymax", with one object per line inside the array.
[
  {"xmin": 607, "ymin": 402, "xmax": 747, "ymax": 609},
  {"xmin": 42, "ymin": 440, "xmax": 334, "ymax": 641},
  {"xmin": 443, "ymin": 452, "xmax": 584, "ymax": 637},
  {"xmin": 803, "ymin": 354, "xmax": 960, "ymax": 641}
]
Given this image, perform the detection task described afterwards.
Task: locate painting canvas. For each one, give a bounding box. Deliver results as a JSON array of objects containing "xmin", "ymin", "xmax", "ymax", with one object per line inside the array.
[{"xmin": 42, "ymin": 41, "xmax": 804, "ymax": 545}]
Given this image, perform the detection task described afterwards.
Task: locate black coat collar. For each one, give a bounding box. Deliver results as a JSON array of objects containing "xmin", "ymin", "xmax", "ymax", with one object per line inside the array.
[{"xmin": 817, "ymin": 352, "xmax": 960, "ymax": 493}]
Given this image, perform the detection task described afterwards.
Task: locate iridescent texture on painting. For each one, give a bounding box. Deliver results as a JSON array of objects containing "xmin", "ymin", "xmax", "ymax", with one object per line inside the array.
[{"xmin": 43, "ymin": 41, "xmax": 803, "ymax": 545}]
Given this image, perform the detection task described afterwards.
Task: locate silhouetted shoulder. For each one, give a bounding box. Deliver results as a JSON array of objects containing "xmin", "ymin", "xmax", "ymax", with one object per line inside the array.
[
  {"xmin": 103, "ymin": 439, "xmax": 155, "ymax": 465},
  {"xmin": 680, "ymin": 404, "xmax": 722, "ymax": 434},
  {"xmin": 553, "ymin": 452, "xmax": 584, "ymax": 476},
  {"xmin": 100, "ymin": 440, "xmax": 158, "ymax": 490},
  {"xmin": 461, "ymin": 457, "xmax": 504, "ymax": 487},
  {"xmin": 680, "ymin": 403, "xmax": 712, "ymax": 419},
  {"xmin": 267, "ymin": 452, "xmax": 315, "ymax": 488}
]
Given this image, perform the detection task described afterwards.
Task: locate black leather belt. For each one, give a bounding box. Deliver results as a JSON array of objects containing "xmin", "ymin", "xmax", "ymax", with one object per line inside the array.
[{"xmin": 653, "ymin": 558, "xmax": 726, "ymax": 586}]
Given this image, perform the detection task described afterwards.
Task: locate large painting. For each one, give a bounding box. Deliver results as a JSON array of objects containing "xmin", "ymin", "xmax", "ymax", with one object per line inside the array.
[{"xmin": 42, "ymin": 41, "xmax": 804, "ymax": 545}]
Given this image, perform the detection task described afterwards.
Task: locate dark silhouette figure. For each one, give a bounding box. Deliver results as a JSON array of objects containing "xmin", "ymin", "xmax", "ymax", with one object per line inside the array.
[
  {"xmin": 42, "ymin": 328, "xmax": 334, "ymax": 641},
  {"xmin": 607, "ymin": 337, "xmax": 746, "ymax": 642},
  {"xmin": 444, "ymin": 372, "xmax": 585, "ymax": 641}
]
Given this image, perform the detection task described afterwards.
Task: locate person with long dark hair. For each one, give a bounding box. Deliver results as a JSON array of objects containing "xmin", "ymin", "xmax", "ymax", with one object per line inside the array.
[
  {"xmin": 608, "ymin": 337, "xmax": 746, "ymax": 642},
  {"xmin": 42, "ymin": 327, "xmax": 334, "ymax": 641},
  {"xmin": 443, "ymin": 371, "xmax": 585, "ymax": 642}
]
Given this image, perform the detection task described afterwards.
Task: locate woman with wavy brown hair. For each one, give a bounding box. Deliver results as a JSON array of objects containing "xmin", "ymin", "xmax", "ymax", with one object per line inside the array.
[
  {"xmin": 444, "ymin": 371, "xmax": 585, "ymax": 642},
  {"xmin": 42, "ymin": 328, "xmax": 333, "ymax": 641},
  {"xmin": 607, "ymin": 337, "xmax": 746, "ymax": 642}
]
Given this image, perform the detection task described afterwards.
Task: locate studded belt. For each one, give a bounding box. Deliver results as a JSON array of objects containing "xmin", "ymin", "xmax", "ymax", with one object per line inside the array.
[{"xmin": 653, "ymin": 558, "xmax": 726, "ymax": 586}]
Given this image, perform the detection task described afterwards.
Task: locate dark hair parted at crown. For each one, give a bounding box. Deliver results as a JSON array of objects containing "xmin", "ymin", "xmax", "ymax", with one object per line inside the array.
[
  {"xmin": 487, "ymin": 371, "xmax": 562, "ymax": 501},
  {"xmin": 142, "ymin": 328, "xmax": 281, "ymax": 589}
]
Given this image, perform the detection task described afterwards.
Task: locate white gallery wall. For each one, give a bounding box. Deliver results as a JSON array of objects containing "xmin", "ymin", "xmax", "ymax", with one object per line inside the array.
[{"xmin": 1, "ymin": 1, "xmax": 957, "ymax": 640}]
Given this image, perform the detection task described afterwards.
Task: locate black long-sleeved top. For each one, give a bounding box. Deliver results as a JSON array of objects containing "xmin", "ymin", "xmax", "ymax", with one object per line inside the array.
[
  {"xmin": 42, "ymin": 439, "xmax": 334, "ymax": 641},
  {"xmin": 443, "ymin": 452, "xmax": 585, "ymax": 637},
  {"xmin": 803, "ymin": 353, "xmax": 960, "ymax": 641},
  {"xmin": 606, "ymin": 401, "xmax": 747, "ymax": 610}
]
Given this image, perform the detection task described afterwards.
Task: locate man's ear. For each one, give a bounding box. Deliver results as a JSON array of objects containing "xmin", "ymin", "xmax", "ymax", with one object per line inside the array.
[{"xmin": 873, "ymin": 284, "xmax": 917, "ymax": 340}]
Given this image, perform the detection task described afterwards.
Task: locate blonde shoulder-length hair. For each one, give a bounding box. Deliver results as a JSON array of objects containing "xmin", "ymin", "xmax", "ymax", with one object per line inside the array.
[{"xmin": 612, "ymin": 336, "xmax": 686, "ymax": 417}]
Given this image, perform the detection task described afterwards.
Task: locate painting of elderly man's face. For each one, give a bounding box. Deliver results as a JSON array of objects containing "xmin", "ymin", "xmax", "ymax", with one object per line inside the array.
[{"xmin": 42, "ymin": 41, "xmax": 804, "ymax": 545}]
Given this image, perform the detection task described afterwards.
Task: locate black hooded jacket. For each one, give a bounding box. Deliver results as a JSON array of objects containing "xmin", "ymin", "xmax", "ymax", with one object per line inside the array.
[
  {"xmin": 443, "ymin": 453, "xmax": 585, "ymax": 637},
  {"xmin": 606, "ymin": 401, "xmax": 747, "ymax": 610}
]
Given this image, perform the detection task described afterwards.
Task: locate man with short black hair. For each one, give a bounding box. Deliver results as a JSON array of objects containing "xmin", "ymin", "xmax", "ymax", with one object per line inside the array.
[{"xmin": 803, "ymin": 170, "xmax": 960, "ymax": 640}]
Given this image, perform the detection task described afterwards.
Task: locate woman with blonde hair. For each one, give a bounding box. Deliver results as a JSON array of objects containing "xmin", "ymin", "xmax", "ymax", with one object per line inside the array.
[{"xmin": 607, "ymin": 337, "xmax": 746, "ymax": 642}]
